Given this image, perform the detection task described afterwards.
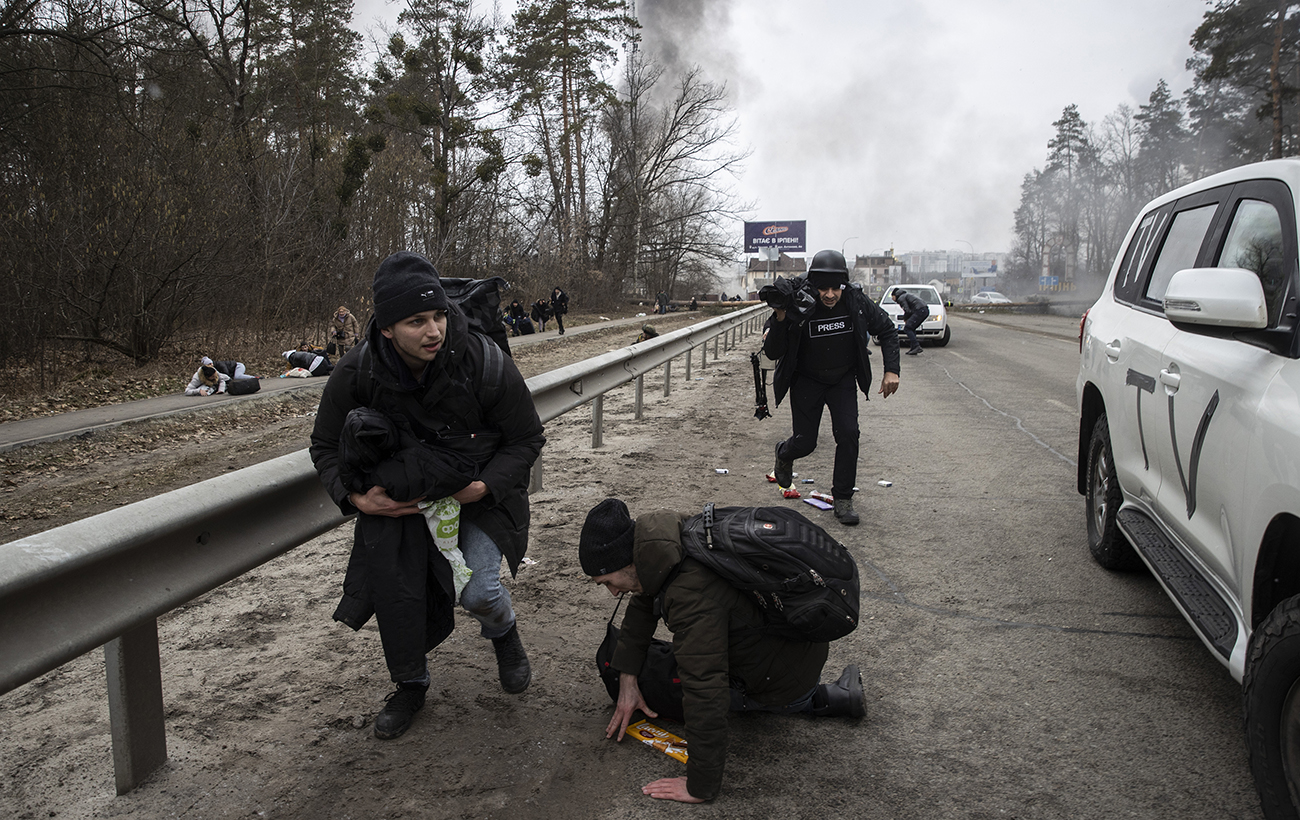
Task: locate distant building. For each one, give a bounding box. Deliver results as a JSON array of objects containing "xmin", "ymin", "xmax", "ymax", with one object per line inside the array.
[
  {"xmin": 896, "ymin": 248, "xmax": 1007, "ymax": 298},
  {"xmin": 852, "ymin": 252, "xmax": 905, "ymax": 299},
  {"xmin": 745, "ymin": 252, "xmax": 806, "ymax": 296}
]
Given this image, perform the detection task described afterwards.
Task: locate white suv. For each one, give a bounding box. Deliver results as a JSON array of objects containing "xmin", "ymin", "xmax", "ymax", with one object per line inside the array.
[
  {"xmin": 879, "ymin": 284, "xmax": 951, "ymax": 346},
  {"xmin": 1077, "ymin": 159, "xmax": 1300, "ymax": 818}
]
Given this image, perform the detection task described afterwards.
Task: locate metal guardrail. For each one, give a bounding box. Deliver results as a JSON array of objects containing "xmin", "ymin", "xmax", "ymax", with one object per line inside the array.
[{"xmin": 0, "ymin": 303, "xmax": 764, "ymax": 794}]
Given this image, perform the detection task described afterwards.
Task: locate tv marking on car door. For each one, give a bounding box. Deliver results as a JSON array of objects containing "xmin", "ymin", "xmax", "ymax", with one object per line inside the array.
[
  {"xmin": 1125, "ymin": 369, "xmax": 1156, "ymax": 470},
  {"xmin": 1126, "ymin": 369, "xmax": 1220, "ymax": 518}
]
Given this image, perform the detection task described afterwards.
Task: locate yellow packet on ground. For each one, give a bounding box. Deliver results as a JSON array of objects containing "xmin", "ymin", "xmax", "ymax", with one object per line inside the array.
[{"xmin": 627, "ymin": 720, "xmax": 688, "ymax": 763}]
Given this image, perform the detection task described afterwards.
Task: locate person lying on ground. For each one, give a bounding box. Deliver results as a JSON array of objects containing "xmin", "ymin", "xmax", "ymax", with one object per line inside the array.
[{"xmin": 184, "ymin": 365, "xmax": 229, "ymax": 396}]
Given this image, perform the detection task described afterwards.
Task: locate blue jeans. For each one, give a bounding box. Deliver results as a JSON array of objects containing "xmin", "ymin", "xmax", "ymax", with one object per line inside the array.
[{"xmin": 458, "ymin": 520, "xmax": 516, "ymax": 640}]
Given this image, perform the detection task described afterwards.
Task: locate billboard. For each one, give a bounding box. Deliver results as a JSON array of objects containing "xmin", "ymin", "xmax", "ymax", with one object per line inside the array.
[{"xmin": 744, "ymin": 220, "xmax": 806, "ymax": 253}]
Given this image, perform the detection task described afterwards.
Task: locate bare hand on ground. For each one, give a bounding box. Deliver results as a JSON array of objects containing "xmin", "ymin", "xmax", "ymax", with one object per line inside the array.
[
  {"xmin": 642, "ymin": 777, "xmax": 704, "ymax": 803},
  {"xmin": 606, "ymin": 672, "xmax": 656, "ymax": 741}
]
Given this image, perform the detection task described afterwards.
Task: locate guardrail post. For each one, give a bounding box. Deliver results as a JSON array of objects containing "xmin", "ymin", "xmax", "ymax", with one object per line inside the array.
[
  {"xmin": 104, "ymin": 620, "xmax": 167, "ymax": 795},
  {"xmin": 634, "ymin": 374, "xmax": 644, "ymax": 420},
  {"xmin": 712, "ymin": 336, "xmax": 719, "ymax": 361},
  {"xmin": 685, "ymin": 347, "xmax": 692, "ymax": 380},
  {"xmin": 663, "ymin": 360, "xmax": 672, "ymax": 397},
  {"xmin": 591, "ymin": 394, "xmax": 604, "ymax": 448},
  {"xmin": 529, "ymin": 458, "xmax": 543, "ymax": 493}
]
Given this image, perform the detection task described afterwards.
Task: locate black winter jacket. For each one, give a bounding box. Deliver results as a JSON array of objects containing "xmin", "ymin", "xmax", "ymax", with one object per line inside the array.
[
  {"xmin": 895, "ymin": 289, "xmax": 930, "ymax": 320},
  {"xmin": 309, "ymin": 307, "xmax": 545, "ymax": 680},
  {"xmin": 312, "ymin": 307, "xmax": 545, "ymax": 571},
  {"xmin": 763, "ymin": 283, "xmax": 901, "ymax": 407}
]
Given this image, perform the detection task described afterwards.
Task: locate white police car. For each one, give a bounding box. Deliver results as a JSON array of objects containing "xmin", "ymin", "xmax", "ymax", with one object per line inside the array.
[
  {"xmin": 879, "ymin": 284, "xmax": 950, "ymax": 346},
  {"xmin": 1076, "ymin": 158, "xmax": 1300, "ymax": 819}
]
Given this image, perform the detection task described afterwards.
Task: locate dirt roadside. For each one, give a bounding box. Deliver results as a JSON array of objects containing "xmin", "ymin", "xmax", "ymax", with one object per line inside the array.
[{"xmin": 2, "ymin": 309, "xmax": 793, "ymax": 820}]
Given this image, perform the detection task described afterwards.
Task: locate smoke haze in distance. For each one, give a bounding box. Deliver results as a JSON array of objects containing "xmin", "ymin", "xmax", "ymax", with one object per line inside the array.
[{"xmin": 352, "ymin": 0, "xmax": 1209, "ymax": 257}]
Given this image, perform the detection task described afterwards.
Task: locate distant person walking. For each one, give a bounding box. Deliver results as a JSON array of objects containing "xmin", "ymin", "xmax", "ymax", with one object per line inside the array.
[
  {"xmin": 331, "ymin": 306, "xmax": 361, "ymax": 358},
  {"xmin": 656, "ymin": 291, "xmax": 669, "ymax": 315},
  {"xmin": 550, "ymin": 286, "xmax": 569, "ymax": 336},
  {"xmin": 530, "ymin": 298, "xmax": 552, "ymax": 332}
]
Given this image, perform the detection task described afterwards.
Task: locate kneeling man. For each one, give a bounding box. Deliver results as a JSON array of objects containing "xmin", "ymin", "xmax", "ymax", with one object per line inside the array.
[{"xmin": 579, "ymin": 497, "xmax": 864, "ymax": 803}]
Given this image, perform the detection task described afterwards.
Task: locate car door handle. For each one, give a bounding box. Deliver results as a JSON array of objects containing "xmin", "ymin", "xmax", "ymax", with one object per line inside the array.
[
  {"xmin": 1104, "ymin": 341, "xmax": 1122, "ymax": 361},
  {"xmin": 1159, "ymin": 368, "xmax": 1181, "ymax": 392}
]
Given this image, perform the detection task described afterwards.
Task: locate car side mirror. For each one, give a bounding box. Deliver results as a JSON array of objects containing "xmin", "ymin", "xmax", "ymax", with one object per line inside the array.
[{"xmin": 1163, "ymin": 267, "xmax": 1268, "ymax": 329}]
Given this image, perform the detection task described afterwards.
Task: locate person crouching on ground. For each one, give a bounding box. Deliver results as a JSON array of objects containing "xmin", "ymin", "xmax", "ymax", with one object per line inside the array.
[
  {"xmin": 892, "ymin": 288, "xmax": 930, "ymax": 355},
  {"xmin": 310, "ymin": 251, "xmax": 546, "ymax": 740},
  {"xmin": 580, "ymin": 498, "xmax": 864, "ymax": 804}
]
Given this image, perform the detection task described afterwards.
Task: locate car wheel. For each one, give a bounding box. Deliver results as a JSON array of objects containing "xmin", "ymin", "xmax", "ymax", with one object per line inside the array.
[
  {"xmin": 1085, "ymin": 414, "xmax": 1141, "ymax": 570},
  {"xmin": 932, "ymin": 326, "xmax": 951, "ymax": 347},
  {"xmin": 1246, "ymin": 595, "xmax": 1300, "ymax": 820}
]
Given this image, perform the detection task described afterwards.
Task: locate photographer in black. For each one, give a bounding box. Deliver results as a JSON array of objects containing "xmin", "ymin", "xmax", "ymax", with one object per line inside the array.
[{"xmin": 760, "ymin": 250, "xmax": 901, "ymax": 525}]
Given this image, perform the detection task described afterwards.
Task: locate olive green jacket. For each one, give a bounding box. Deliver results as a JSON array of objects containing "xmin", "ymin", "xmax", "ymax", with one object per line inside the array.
[{"xmin": 611, "ymin": 510, "xmax": 829, "ymax": 801}]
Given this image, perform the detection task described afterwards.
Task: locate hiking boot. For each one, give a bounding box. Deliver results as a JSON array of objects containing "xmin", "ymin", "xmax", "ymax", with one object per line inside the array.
[
  {"xmin": 773, "ymin": 443, "xmax": 794, "ymax": 488},
  {"xmin": 812, "ymin": 665, "xmax": 865, "ymax": 718},
  {"xmin": 905, "ymin": 346, "xmax": 923, "ymax": 355},
  {"xmin": 492, "ymin": 624, "xmax": 532, "ymax": 694},
  {"xmin": 833, "ymin": 497, "xmax": 859, "ymax": 526},
  {"xmin": 374, "ymin": 682, "xmax": 428, "ymax": 740}
]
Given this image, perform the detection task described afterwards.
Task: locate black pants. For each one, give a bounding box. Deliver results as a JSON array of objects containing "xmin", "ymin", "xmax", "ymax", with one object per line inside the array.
[
  {"xmin": 903, "ymin": 311, "xmax": 927, "ymax": 350},
  {"xmin": 779, "ymin": 371, "xmax": 859, "ymax": 498},
  {"xmin": 554, "ymin": 312, "xmax": 565, "ymax": 334}
]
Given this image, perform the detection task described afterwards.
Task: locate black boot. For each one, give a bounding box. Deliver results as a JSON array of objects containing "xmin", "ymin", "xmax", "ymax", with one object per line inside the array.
[
  {"xmin": 811, "ymin": 665, "xmax": 865, "ymax": 718},
  {"xmin": 374, "ymin": 681, "xmax": 428, "ymax": 739},
  {"xmin": 774, "ymin": 442, "xmax": 794, "ymax": 488},
  {"xmin": 492, "ymin": 624, "xmax": 532, "ymax": 694}
]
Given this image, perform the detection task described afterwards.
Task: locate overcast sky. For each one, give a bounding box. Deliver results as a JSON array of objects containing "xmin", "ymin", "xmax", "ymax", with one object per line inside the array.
[{"xmin": 352, "ymin": 0, "xmax": 1213, "ymax": 259}]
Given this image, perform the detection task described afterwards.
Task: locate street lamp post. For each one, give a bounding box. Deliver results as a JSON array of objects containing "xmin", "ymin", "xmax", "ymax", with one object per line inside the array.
[{"xmin": 954, "ymin": 239, "xmax": 974, "ymax": 299}]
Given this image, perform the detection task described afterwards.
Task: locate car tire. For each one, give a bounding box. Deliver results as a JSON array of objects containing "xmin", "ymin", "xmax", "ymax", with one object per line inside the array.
[
  {"xmin": 933, "ymin": 326, "xmax": 951, "ymax": 347},
  {"xmin": 1085, "ymin": 414, "xmax": 1141, "ymax": 570},
  {"xmin": 1245, "ymin": 595, "xmax": 1300, "ymax": 820}
]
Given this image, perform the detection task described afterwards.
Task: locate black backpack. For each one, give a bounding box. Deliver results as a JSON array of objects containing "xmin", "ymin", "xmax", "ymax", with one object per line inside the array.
[
  {"xmin": 679, "ymin": 503, "xmax": 861, "ymax": 643},
  {"xmin": 442, "ymin": 276, "xmax": 511, "ymax": 356}
]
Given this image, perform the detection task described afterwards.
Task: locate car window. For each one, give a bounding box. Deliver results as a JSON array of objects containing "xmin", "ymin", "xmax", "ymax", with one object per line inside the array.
[
  {"xmin": 1114, "ymin": 208, "xmax": 1169, "ymax": 304},
  {"xmin": 1144, "ymin": 203, "xmax": 1218, "ymax": 303},
  {"xmin": 1217, "ymin": 198, "xmax": 1289, "ymax": 326},
  {"xmin": 903, "ymin": 288, "xmax": 941, "ymax": 305}
]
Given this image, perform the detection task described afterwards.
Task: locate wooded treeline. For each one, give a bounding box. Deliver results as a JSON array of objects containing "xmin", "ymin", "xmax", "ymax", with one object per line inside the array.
[
  {"xmin": 0, "ymin": 0, "xmax": 745, "ymax": 366},
  {"xmin": 1008, "ymin": 0, "xmax": 1300, "ymax": 294}
]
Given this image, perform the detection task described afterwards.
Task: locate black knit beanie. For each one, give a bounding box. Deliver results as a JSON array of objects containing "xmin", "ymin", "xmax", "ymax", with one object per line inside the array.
[
  {"xmin": 579, "ymin": 498, "xmax": 636, "ymax": 576},
  {"xmin": 372, "ymin": 251, "xmax": 450, "ymax": 328}
]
